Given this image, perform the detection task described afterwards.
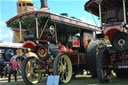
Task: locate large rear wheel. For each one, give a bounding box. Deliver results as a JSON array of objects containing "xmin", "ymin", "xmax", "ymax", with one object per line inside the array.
[
  {"xmin": 97, "ymin": 48, "xmax": 112, "ymax": 84},
  {"xmin": 22, "ymin": 57, "xmax": 42, "ymax": 85},
  {"xmin": 87, "ymin": 40, "xmax": 103, "ymax": 78},
  {"xmin": 53, "ymin": 54, "xmax": 72, "ymax": 84}
]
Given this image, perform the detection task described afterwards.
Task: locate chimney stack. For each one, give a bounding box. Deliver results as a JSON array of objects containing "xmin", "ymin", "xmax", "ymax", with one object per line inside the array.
[{"xmin": 40, "ymin": 0, "xmax": 49, "ymax": 11}]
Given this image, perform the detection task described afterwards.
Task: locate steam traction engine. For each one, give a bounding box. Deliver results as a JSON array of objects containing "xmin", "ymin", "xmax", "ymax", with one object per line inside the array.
[
  {"xmin": 85, "ymin": 0, "xmax": 128, "ymax": 84},
  {"xmin": 6, "ymin": 9, "xmax": 99, "ymax": 84}
]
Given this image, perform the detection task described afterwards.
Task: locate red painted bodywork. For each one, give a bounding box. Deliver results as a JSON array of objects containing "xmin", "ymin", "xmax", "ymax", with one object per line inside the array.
[
  {"xmin": 22, "ymin": 41, "xmax": 37, "ymax": 51},
  {"xmin": 104, "ymin": 25, "xmax": 125, "ymax": 43}
]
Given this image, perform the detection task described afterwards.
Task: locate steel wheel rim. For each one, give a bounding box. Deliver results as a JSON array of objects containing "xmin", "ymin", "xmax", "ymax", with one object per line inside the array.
[
  {"xmin": 58, "ymin": 55, "xmax": 72, "ymax": 83},
  {"xmin": 25, "ymin": 58, "xmax": 42, "ymax": 84}
]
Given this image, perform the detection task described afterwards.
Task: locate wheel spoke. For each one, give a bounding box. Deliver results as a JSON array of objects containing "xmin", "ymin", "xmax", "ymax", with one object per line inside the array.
[
  {"xmin": 60, "ymin": 73, "xmax": 65, "ymax": 80},
  {"xmin": 62, "ymin": 58, "xmax": 65, "ymax": 65},
  {"xmin": 63, "ymin": 59, "xmax": 67, "ymax": 67},
  {"xmin": 64, "ymin": 72, "xmax": 67, "ymax": 80},
  {"xmin": 59, "ymin": 58, "xmax": 63, "ymax": 65},
  {"xmin": 27, "ymin": 73, "xmax": 35, "ymax": 81}
]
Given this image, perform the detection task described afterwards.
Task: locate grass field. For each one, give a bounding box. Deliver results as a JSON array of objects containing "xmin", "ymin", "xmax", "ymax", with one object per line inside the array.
[{"xmin": 0, "ymin": 74, "xmax": 128, "ymax": 85}]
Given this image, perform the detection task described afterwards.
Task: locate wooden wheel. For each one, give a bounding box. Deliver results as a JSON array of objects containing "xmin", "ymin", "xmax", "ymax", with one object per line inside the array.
[
  {"xmin": 53, "ymin": 54, "xmax": 72, "ymax": 84},
  {"xmin": 22, "ymin": 57, "xmax": 42, "ymax": 85},
  {"xmin": 97, "ymin": 48, "xmax": 112, "ymax": 84}
]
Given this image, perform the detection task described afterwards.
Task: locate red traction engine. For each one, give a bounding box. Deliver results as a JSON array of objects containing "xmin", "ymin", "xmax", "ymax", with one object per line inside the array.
[
  {"xmin": 85, "ymin": 0, "xmax": 128, "ymax": 84},
  {"xmin": 6, "ymin": 9, "xmax": 99, "ymax": 85}
]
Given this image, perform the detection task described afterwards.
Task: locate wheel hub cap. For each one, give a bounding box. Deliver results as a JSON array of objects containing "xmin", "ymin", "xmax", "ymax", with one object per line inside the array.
[
  {"xmin": 118, "ymin": 39, "xmax": 125, "ymax": 48},
  {"xmin": 60, "ymin": 65, "xmax": 66, "ymax": 72}
]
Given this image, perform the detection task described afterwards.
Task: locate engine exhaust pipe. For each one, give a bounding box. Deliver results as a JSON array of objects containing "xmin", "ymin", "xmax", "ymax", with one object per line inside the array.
[{"xmin": 40, "ymin": 0, "xmax": 49, "ymax": 11}]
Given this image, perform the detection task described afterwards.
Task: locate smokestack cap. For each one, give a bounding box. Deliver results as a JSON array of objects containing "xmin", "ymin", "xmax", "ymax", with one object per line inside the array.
[
  {"xmin": 40, "ymin": 0, "xmax": 49, "ymax": 11},
  {"xmin": 40, "ymin": 0, "xmax": 48, "ymax": 8}
]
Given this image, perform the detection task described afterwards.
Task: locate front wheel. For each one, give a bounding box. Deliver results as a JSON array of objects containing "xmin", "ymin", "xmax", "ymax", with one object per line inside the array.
[
  {"xmin": 22, "ymin": 57, "xmax": 42, "ymax": 85},
  {"xmin": 53, "ymin": 54, "xmax": 72, "ymax": 84},
  {"xmin": 97, "ymin": 48, "xmax": 112, "ymax": 84}
]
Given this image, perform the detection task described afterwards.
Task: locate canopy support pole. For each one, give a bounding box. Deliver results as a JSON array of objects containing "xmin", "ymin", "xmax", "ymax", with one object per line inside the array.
[
  {"xmin": 123, "ymin": 0, "xmax": 127, "ymax": 24},
  {"xmin": 19, "ymin": 20, "xmax": 22, "ymax": 42},
  {"xmin": 36, "ymin": 17, "xmax": 39, "ymax": 39},
  {"xmin": 98, "ymin": 3, "xmax": 102, "ymax": 28},
  {"xmin": 54, "ymin": 23, "xmax": 57, "ymax": 43},
  {"xmin": 96, "ymin": 0, "xmax": 102, "ymax": 28},
  {"xmin": 40, "ymin": 19, "xmax": 49, "ymax": 38}
]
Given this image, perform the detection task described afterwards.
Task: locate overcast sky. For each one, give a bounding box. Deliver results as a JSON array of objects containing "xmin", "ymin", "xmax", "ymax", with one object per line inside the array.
[{"xmin": 0, "ymin": 0, "xmax": 99, "ymax": 43}]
